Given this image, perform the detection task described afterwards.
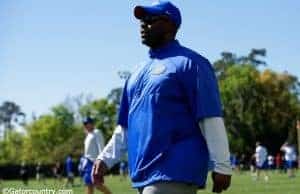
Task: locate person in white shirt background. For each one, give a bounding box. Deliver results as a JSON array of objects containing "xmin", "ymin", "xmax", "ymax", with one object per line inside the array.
[
  {"xmin": 267, "ymin": 155, "xmax": 275, "ymax": 170},
  {"xmin": 254, "ymin": 142, "xmax": 269, "ymax": 181},
  {"xmin": 81, "ymin": 117, "xmax": 112, "ymax": 194},
  {"xmin": 280, "ymin": 142, "xmax": 297, "ymax": 178}
]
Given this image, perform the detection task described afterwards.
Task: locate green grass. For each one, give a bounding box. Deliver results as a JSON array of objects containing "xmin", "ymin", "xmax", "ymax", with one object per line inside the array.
[{"xmin": 1, "ymin": 171, "xmax": 299, "ymax": 194}]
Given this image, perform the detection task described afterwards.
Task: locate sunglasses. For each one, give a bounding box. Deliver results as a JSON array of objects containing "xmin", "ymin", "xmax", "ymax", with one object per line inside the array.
[{"xmin": 141, "ymin": 15, "xmax": 170, "ymax": 25}]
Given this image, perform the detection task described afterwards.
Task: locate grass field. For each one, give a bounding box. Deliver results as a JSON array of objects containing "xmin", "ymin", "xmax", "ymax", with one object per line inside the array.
[{"xmin": 1, "ymin": 171, "xmax": 299, "ymax": 194}]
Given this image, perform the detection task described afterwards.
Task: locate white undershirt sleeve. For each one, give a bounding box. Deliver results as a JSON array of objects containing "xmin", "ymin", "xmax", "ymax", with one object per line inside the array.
[
  {"xmin": 199, "ymin": 117, "xmax": 232, "ymax": 175},
  {"xmin": 97, "ymin": 125, "xmax": 128, "ymax": 169}
]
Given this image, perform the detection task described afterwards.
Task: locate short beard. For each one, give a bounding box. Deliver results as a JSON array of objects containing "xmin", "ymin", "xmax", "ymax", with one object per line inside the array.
[{"xmin": 142, "ymin": 30, "xmax": 166, "ymax": 49}]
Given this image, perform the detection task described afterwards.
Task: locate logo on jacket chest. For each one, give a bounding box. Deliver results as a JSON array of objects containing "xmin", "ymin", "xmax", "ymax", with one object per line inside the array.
[{"xmin": 151, "ymin": 64, "xmax": 166, "ymax": 75}]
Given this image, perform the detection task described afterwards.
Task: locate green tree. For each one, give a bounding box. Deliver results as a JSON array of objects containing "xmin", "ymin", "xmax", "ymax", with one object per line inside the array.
[
  {"xmin": 0, "ymin": 131, "xmax": 24, "ymax": 165},
  {"xmin": 52, "ymin": 104, "xmax": 75, "ymax": 128},
  {"xmin": 23, "ymin": 105, "xmax": 76, "ymax": 163},
  {"xmin": 214, "ymin": 49, "xmax": 266, "ymax": 80},
  {"xmin": 220, "ymin": 65, "xmax": 260, "ymax": 153},
  {"xmin": 52, "ymin": 124, "xmax": 85, "ymax": 162},
  {"xmin": 0, "ymin": 101, "xmax": 25, "ymax": 139},
  {"xmin": 219, "ymin": 63, "xmax": 300, "ymax": 154},
  {"xmin": 107, "ymin": 88, "xmax": 123, "ymax": 107}
]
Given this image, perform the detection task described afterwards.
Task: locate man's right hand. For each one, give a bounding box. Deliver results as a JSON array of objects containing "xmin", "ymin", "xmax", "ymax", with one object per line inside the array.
[
  {"xmin": 92, "ymin": 159, "xmax": 108, "ymax": 185},
  {"xmin": 211, "ymin": 172, "xmax": 231, "ymax": 193}
]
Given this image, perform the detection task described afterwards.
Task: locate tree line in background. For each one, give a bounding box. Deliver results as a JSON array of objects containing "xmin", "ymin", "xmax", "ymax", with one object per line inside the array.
[{"xmin": 0, "ymin": 49, "xmax": 299, "ymax": 165}]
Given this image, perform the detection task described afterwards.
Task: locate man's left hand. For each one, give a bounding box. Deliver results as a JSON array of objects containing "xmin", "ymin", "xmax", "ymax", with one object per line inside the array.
[{"xmin": 211, "ymin": 172, "xmax": 231, "ymax": 193}]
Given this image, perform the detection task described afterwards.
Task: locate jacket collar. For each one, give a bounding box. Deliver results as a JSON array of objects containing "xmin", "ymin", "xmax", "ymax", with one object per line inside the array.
[{"xmin": 149, "ymin": 39, "xmax": 180, "ymax": 58}]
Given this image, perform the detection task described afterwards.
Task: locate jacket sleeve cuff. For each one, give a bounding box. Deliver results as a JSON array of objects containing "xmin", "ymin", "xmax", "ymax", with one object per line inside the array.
[{"xmin": 96, "ymin": 125, "xmax": 127, "ymax": 169}]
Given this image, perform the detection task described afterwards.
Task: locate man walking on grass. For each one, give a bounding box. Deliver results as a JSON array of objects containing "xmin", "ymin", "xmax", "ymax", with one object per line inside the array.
[{"xmin": 93, "ymin": 1, "xmax": 232, "ymax": 194}]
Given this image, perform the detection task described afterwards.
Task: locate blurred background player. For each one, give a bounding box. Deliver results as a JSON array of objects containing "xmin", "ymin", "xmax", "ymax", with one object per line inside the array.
[
  {"xmin": 20, "ymin": 161, "xmax": 29, "ymax": 185},
  {"xmin": 53, "ymin": 161, "xmax": 63, "ymax": 184},
  {"xmin": 0, "ymin": 170, "xmax": 2, "ymax": 185},
  {"xmin": 254, "ymin": 142, "xmax": 269, "ymax": 181},
  {"xmin": 275, "ymin": 152, "xmax": 283, "ymax": 173},
  {"xmin": 230, "ymin": 153, "xmax": 239, "ymax": 173},
  {"xmin": 281, "ymin": 142, "xmax": 297, "ymax": 178},
  {"xmin": 65, "ymin": 154, "xmax": 74, "ymax": 187},
  {"xmin": 239, "ymin": 154, "xmax": 247, "ymax": 172},
  {"xmin": 267, "ymin": 154, "xmax": 275, "ymax": 170},
  {"xmin": 81, "ymin": 117, "xmax": 111, "ymax": 194},
  {"xmin": 250, "ymin": 154, "xmax": 256, "ymax": 175},
  {"xmin": 78, "ymin": 154, "xmax": 85, "ymax": 186},
  {"xmin": 36, "ymin": 162, "xmax": 46, "ymax": 185},
  {"xmin": 119, "ymin": 160, "xmax": 128, "ymax": 181}
]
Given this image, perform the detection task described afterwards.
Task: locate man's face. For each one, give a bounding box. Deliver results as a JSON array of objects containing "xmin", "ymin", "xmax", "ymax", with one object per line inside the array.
[
  {"xmin": 84, "ymin": 123, "xmax": 94, "ymax": 132},
  {"xmin": 139, "ymin": 15, "xmax": 172, "ymax": 48}
]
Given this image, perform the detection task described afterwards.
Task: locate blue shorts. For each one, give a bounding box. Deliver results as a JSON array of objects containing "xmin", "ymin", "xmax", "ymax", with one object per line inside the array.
[
  {"xmin": 256, "ymin": 161, "xmax": 268, "ymax": 169},
  {"xmin": 285, "ymin": 160, "xmax": 294, "ymax": 169},
  {"xmin": 80, "ymin": 158, "xmax": 94, "ymax": 185},
  {"xmin": 67, "ymin": 172, "xmax": 74, "ymax": 178}
]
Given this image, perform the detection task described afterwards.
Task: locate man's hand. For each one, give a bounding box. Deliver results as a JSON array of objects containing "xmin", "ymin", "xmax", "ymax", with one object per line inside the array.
[
  {"xmin": 211, "ymin": 172, "xmax": 231, "ymax": 193},
  {"xmin": 92, "ymin": 159, "xmax": 108, "ymax": 185}
]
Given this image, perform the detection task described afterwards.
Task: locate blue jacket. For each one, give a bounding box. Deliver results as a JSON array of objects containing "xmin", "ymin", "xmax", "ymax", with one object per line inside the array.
[{"xmin": 118, "ymin": 40, "xmax": 222, "ymax": 188}]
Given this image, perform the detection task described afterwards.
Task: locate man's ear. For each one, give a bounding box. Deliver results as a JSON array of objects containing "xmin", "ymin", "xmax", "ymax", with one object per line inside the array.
[{"xmin": 165, "ymin": 22, "xmax": 177, "ymax": 39}]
